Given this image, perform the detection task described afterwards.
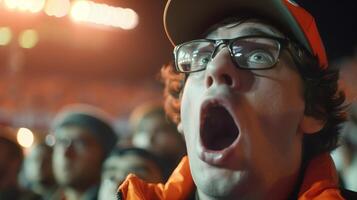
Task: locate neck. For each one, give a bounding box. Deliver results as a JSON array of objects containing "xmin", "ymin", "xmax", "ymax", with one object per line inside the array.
[{"xmin": 195, "ymin": 169, "xmax": 303, "ymax": 200}]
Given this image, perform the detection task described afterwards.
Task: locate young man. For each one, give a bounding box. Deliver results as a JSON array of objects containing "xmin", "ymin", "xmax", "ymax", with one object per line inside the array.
[
  {"xmin": 129, "ymin": 102, "xmax": 186, "ymax": 179},
  {"xmin": 119, "ymin": 0, "xmax": 348, "ymax": 199},
  {"xmin": 51, "ymin": 104, "xmax": 118, "ymax": 200},
  {"xmin": 98, "ymin": 147, "xmax": 164, "ymax": 200}
]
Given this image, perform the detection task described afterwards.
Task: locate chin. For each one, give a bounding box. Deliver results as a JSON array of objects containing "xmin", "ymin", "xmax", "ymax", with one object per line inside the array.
[
  {"xmin": 192, "ymin": 158, "xmax": 259, "ymax": 199},
  {"xmin": 197, "ymin": 179, "xmax": 242, "ymax": 199}
]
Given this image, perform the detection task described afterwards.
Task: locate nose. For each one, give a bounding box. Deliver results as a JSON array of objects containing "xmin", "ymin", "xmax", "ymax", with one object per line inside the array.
[{"xmin": 205, "ymin": 47, "xmax": 239, "ymax": 89}]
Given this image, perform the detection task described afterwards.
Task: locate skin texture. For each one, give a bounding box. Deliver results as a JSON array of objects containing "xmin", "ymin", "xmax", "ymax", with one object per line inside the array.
[
  {"xmin": 98, "ymin": 153, "xmax": 163, "ymax": 200},
  {"xmin": 177, "ymin": 21, "xmax": 324, "ymax": 200},
  {"xmin": 53, "ymin": 126, "xmax": 104, "ymax": 193}
]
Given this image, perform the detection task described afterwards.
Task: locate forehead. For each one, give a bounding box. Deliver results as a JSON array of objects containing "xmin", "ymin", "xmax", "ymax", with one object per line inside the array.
[
  {"xmin": 55, "ymin": 125, "xmax": 93, "ymax": 140},
  {"xmin": 206, "ymin": 20, "xmax": 284, "ymax": 40}
]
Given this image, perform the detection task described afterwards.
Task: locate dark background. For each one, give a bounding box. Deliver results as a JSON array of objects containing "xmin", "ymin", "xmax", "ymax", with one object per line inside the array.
[{"xmin": 297, "ymin": 0, "xmax": 357, "ymax": 61}]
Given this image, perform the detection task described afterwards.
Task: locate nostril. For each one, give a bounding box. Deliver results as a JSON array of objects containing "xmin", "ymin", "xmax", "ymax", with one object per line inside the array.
[
  {"xmin": 207, "ymin": 76, "xmax": 213, "ymax": 87},
  {"xmin": 222, "ymin": 74, "xmax": 233, "ymax": 86}
]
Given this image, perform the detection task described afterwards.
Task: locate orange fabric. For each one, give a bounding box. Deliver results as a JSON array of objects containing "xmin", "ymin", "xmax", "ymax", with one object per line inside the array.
[
  {"xmin": 119, "ymin": 156, "xmax": 194, "ymax": 200},
  {"xmin": 298, "ymin": 153, "xmax": 344, "ymax": 200},
  {"xmin": 283, "ymin": 0, "xmax": 328, "ymax": 69},
  {"xmin": 119, "ymin": 154, "xmax": 344, "ymax": 200}
]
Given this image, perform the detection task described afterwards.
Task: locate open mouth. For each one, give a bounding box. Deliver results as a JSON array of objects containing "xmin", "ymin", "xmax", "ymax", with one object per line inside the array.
[{"xmin": 200, "ymin": 103, "xmax": 239, "ymax": 151}]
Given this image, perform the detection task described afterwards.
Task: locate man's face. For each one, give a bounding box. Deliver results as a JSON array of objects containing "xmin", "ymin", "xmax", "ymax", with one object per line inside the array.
[
  {"xmin": 132, "ymin": 115, "xmax": 185, "ymax": 159},
  {"xmin": 52, "ymin": 126, "xmax": 104, "ymax": 188},
  {"xmin": 98, "ymin": 153, "xmax": 163, "ymax": 200},
  {"xmin": 178, "ymin": 21, "xmax": 322, "ymax": 199}
]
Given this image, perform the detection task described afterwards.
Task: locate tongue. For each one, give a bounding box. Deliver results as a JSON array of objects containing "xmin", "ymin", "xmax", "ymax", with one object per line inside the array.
[{"xmin": 201, "ymin": 105, "xmax": 239, "ymax": 151}]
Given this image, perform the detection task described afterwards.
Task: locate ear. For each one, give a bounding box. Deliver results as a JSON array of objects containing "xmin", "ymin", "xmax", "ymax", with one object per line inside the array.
[
  {"xmin": 299, "ymin": 115, "xmax": 325, "ymax": 134},
  {"xmin": 177, "ymin": 122, "xmax": 184, "ymax": 135}
]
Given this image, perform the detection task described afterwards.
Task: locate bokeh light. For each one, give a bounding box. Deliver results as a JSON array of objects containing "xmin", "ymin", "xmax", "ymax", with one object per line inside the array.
[
  {"xmin": 0, "ymin": 27, "xmax": 12, "ymax": 46},
  {"xmin": 118, "ymin": 8, "xmax": 139, "ymax": 30},
  {"xmin": 4, "ymin": 0, "xmax": 45, "ymax": 13},
  {"xmin": 17, "ymin": 128, "xmax": 34, "ymax": 148},
  {"xmin": 28, "ymin": 0, "xmax": 46, "ymax": 13},
  {"xmin": 70, "ymin": 0, "xmax": 91, "ymax": 22},
  {"xmin": 4, "ymin": 0, "xmax": 17, "ymax": 10},
  {"xmin": 70, "ymin": 0, "xmax": 139, "ymax": 29},
  {"xmin": 45, "ymin": 0, "xmax": 71, "ymax": 17},
  {"xmin": 18, "ymin": 29, "xmax": 39, "ymax": 49}
]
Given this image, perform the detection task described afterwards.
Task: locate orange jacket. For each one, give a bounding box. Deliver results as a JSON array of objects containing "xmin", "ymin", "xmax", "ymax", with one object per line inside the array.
[{"xmin": 118, "ymin": 153, "xmax": 344, "ymax": 200}]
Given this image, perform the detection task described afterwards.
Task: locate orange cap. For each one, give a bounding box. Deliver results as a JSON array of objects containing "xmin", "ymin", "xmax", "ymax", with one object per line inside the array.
[{"xmin": 164, "ymin": 0, "xmax": 328, "ymax": 69}]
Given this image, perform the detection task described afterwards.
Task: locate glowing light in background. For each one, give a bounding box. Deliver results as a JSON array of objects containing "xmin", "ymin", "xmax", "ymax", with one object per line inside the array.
[
  {"xmin": 4, "ymin": 0, "xmax": 46, "ymax": 13},
  {"xmin": 4, "ymin": 0, "xmax": 17, "ymax": 9},
  {"xmin": 17, "ymin": 128, "xmax": 34, "ymax": 148},
  {"xmin": 45, "ymin": 0, "xmax": 71, "ymax": 18},
  {"xmin": 70, "ymin": 0, "xmax": 139, "ymax": 29},
  {"xmin": 0, "ymin": 27, "xmax": 12, "ymax": 46},
  {"xmin": 18, "ymin": 29, "xmax": 39, "ymax": 49},
  {"xmin": 71, "ymin": 0, "xmax": 90, "ymax": 21},
  {"xmin": 28, "ymin": 0, "xmax": 46, "ymax": 13},
  {"xmin": 115, "ymin": 8, "xmax": 139, "ymax": 30}
]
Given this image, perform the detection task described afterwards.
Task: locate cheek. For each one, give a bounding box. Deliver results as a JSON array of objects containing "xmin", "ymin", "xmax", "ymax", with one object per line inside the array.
[
  {"xmin": 180, "ymin": 77, "xmax": 204, "ymax": 143},
  {"xmin": 78, "ymin": 146, "xmax": 104, "ymax": 167},
  {"xmin": 245, "ymin": 72, "xmax": 305, "ymax": 148},
  {"xmin": 250, "ymin": 66, "xmax": 305, "ymax": 121}
]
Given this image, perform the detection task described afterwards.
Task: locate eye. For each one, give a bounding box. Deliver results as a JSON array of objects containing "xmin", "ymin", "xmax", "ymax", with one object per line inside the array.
[
  {"xmin": 192, "ymin": 51, "xmax": 211, "ymax": 68},
  {"xmin": 246, "ymin": 50, "xmax": 275, "ymax": 68}
]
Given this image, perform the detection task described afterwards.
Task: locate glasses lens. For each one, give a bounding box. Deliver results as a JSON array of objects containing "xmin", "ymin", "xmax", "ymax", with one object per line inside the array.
[
  {"xmin": 176, "ymin": 41, "xmax": 214, "ymax": 72},
  {"xmin": 231, "ymin": 37, "xmax": 280, "ymax": 69}
]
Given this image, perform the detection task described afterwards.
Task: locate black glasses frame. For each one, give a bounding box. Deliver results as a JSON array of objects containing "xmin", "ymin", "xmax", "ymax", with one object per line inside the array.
[{"xmin": 173, "ymin": 35, "xmax": 291, "ymax": 73}]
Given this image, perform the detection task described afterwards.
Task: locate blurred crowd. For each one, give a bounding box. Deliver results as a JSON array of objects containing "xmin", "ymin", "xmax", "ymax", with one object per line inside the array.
[
  {"xmin": 0, "ymin": 52, "xmax": 356, "ymax": 200},
  {"xmin": 0, "ymin": 101, "xmax": 185, "ymax": 200}
]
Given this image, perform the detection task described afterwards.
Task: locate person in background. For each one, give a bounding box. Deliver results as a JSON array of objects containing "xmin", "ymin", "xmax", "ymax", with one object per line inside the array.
[
  {"xmin": 51, "ymin": 104, "xmax": 118, "ymax": 200},
  {"xmin": 338, "ymin": 103, "xmax": 357, "ymax": 191},
  {"xmin": 22, "ymin": 142, "xmax": 57, "ymax": 200},
  {"xmin": 0, "ymin": 126, "xmax": 42, "ymax": 200},
  {"xmin": 98, "ymin": 147, "xmax": 164, "ymax": 200},
  {"xmin": 129, "ymin": 102, "xmax": 186, "ymax": 179},
  {"xmin": 118, "ymin": 0, "xmax": 357, "ymax": 199},
  {"xmin": 331, "ymin": 51, "xmax": 357, "ymax": 191}
]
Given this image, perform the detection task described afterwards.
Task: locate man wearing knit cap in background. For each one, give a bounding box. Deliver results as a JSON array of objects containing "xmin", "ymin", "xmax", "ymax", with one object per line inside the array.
[{"xmin": 51, "ymin": 104, "xmax": 118, "ymax": 200}]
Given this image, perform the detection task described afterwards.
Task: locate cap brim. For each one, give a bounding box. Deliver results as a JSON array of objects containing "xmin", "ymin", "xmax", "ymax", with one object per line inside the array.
[{"xmin": 164, "ymin": 0, "xmax": 310, "ymax": 52}]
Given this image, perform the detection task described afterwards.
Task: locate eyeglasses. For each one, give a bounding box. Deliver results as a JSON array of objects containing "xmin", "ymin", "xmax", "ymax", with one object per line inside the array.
[{"xmin": 173, "ymin": 35, "xmax": 289, "ymax": 73}]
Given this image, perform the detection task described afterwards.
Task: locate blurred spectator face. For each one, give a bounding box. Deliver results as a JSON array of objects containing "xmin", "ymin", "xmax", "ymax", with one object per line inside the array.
[
  {"xmin": 98, "ymin": 152, "xmax": 163, "ymax": 200},
  {"xmin": 132, "ymin": 113, "xmax": 185, "ymax": 159},
  {"xmin": 53, "ymin": 125, "xmax": 104, "ymax": 189},
  {"xmin": 23, "ymin": 144, "xmax": 55, "ymax": 189}
]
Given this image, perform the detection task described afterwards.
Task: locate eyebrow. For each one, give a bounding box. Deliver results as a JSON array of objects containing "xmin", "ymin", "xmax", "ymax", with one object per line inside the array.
[{"xmin": 239, "ymin": 27, "xmax": 281, "ymax": 37}]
